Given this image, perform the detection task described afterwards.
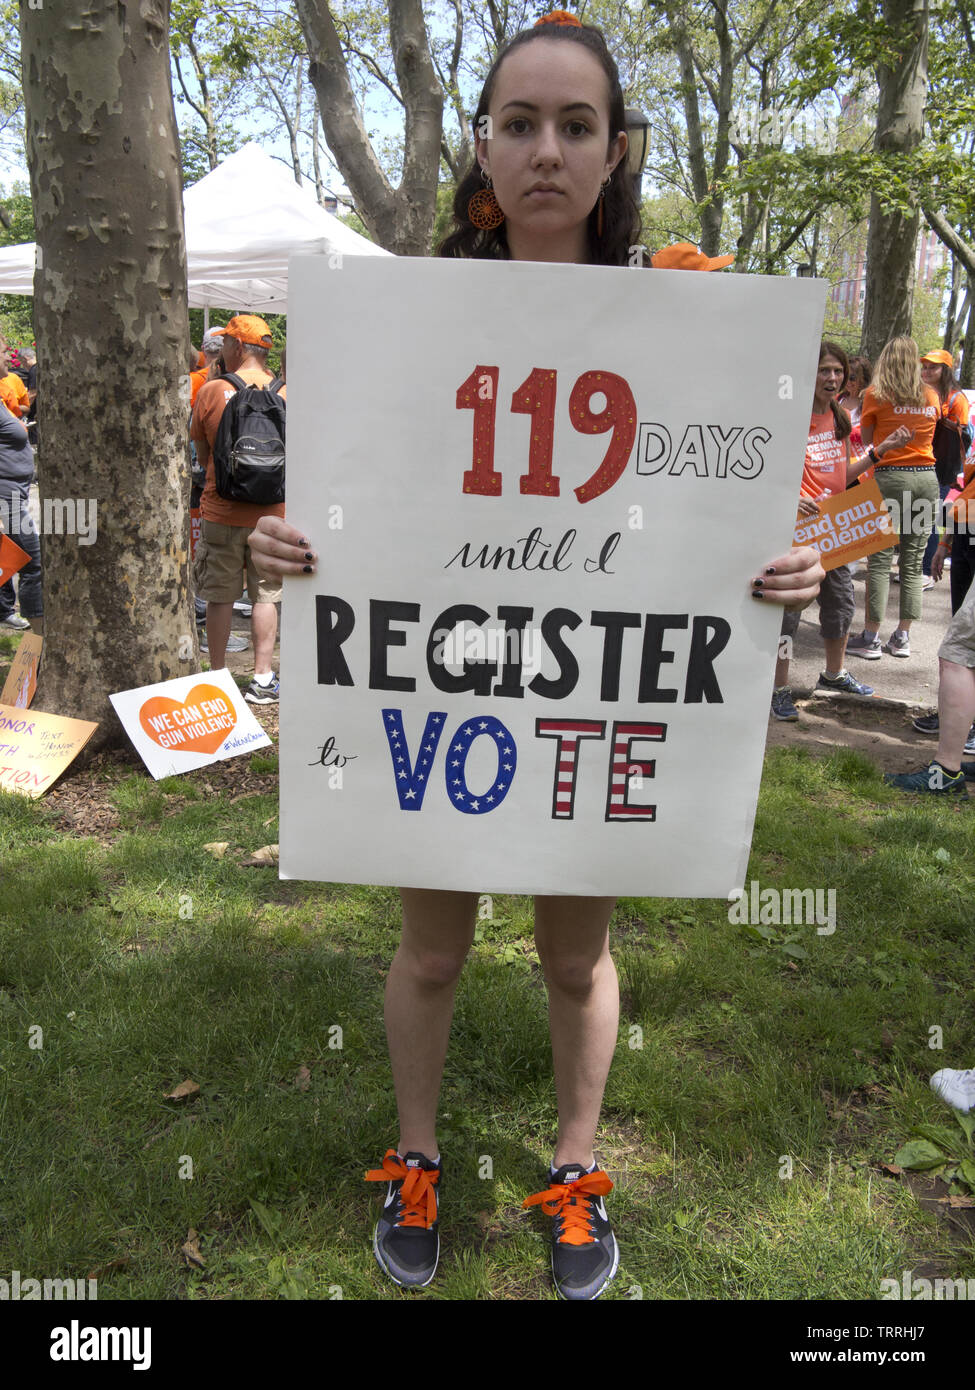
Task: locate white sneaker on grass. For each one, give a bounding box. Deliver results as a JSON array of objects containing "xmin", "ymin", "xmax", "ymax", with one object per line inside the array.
[{"xmin": 930, "ymin": 1069, "xmax": 975, "ymax": 1113}]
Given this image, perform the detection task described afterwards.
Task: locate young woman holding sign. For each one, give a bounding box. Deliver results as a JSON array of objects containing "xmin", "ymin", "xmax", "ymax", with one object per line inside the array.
[{"xmin": 249, "ymin": 10, "xmax": 824, "ymax": 1301}]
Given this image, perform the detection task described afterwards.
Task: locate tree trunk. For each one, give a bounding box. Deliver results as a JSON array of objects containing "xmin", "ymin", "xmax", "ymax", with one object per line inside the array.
[
  {"xmin": 20, "ymin": 0, "xmax": 195, "ymax": 753},
  {"xmin": 960, "ymin": 279, "xmax": 975, "ymax": 389},
  {"xmin": 296, "ymin": 0, "xmax": 443, "ymax": 255},
  {"xmin": 944, "ymin": 253, "xmax": 961, "ymax": 348},
  {"xmin": 860, "ymin": 0, "xmax": 929, "ymax": 358},
  {"xmin": 311, "ymin": 95, "xmax": 326, "ymax": 205}
]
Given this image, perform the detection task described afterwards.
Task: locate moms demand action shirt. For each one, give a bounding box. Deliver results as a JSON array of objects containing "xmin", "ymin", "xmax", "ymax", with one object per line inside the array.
[
  {"xmin": 860, "ymin": 384, "xmax": 938, "ymax": 466},
  {"xmin": 800, "ymin": 411, "xmax": 848, "ymax": 499}
]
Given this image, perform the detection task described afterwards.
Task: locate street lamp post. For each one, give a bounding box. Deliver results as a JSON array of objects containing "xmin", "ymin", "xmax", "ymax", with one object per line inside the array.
[{"xmin": 624, "ymin": 107, "xmax": 651, "ymax": 208}]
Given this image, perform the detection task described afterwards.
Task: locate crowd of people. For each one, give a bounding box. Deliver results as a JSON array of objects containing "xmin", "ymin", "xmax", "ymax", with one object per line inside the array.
[
  {"xmin": 0, "ymin": 335, "xmax": 41, "ymax": 633},
  {"xmin": 770, "ymin": 336, "xmax": 975, "ymax": 792},
  {"xmin": 1, "ymin": 5, "xmax": 973, "ymax": 1301},
  {"xmin": 0, "ymin": 315, "xmax": 287, "ymax": 707},
  {"xmin": 189, "ymin": 315, "xmax": 285, "ymax": 705}
]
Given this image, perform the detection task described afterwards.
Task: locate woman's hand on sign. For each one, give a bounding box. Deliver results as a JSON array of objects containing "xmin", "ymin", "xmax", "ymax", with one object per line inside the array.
[
  {"xmin": 796, "ymin": 496, "xmax": 820, "ymax": 518},
  {"xmin": 752, "ymin": 545, "xmax": 824, "ymax": 607},
  {"xmin": 248, "ymin": 515, "xmax": 317, "ymax": 579}
]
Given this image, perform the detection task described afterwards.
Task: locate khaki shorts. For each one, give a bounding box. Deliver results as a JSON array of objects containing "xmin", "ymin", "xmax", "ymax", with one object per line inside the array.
[
  {"xmin": 939, "ymin": 574, "xmax": 975, "ymax": 667},
  {"xmin": 193, "ymin": 519, "xmax": 282, "ymax": 604},
  {"xmin": 780, "ymin": 564, "xmax": 855, "ymax": 642}
]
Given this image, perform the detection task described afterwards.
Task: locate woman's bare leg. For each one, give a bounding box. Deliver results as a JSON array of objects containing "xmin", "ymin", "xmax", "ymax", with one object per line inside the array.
[
  {"xmin": 533, "ymin": 895, "xmax": 619, "ymax": 1170},
  {"xmin": 386, "ymin": 888, "xmax": 478, "ymax": 1157}
]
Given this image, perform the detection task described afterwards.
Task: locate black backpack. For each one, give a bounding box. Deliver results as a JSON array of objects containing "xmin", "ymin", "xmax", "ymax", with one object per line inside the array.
[
  {"xmin": 933, "ymin": 391, "xmax": 974, "ymax": 487},
  {"xmin": 212, "ymin": 372, "xmax": 286, "ymax": 504}
]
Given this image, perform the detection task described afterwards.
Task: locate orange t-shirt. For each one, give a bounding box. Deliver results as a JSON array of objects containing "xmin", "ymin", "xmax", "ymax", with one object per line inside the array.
[
  {"xmin": 944, "ymin": 390, "xmax": 970, "ymax": 428},
  {"xmin": 860, "ymin": 384, "xmax": 938, "ymax": 466},
  {"xmin": 191, "ymin": 368, "xmax": 286, "ymax": 527},
  {"xmin": 189, "ymin": 369, "xmax": 209, "ymax": 408},
  {"xmin": 800, "ymin": 410, "xmax": 850, "ymax": 500},
  {"xmin": 0, "ymin": 373, "xmax": 29, "ymax": 418}
]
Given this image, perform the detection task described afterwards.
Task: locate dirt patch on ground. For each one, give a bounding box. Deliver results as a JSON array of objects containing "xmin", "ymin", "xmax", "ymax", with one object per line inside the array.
[
  {"xmin": 13, "ymin": 615, "xmax": 281, "ymax": 842},
  {"xmin": 41, "ymin": 701, "xmax": 279, "ymax": 842},
  {"xmin": 764, "ymin": 691, "xmax": 948, "ymax": 777}
]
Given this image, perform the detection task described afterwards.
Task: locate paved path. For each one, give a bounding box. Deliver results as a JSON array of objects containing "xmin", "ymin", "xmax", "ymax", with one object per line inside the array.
[{"xmin": 785, "ymin": 560, "xmax": 953, "ymax": 714}]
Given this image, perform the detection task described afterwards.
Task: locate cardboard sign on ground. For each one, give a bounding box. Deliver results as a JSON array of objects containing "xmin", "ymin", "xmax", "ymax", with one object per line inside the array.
[
  {"xmin": 0, "ymin": 703, "xmax": 98, "ymax": 797},
  {"xmin": 793, "ymin": 478, "xmax": 895, "ymax": 571},
  {"xmin": 0, "ymin": 533, "xmax": 29, "ymax": 586},
  {"xmin": 280, "ymin": 255, "xmax": 827, "ymax": 898},
  {"xmin": 1, "ymin": 631, "xmax": 42, "ymax": 707},
  {"xmin": 110, "ymin": 667, "xmax": 270, "ymax": 779}
]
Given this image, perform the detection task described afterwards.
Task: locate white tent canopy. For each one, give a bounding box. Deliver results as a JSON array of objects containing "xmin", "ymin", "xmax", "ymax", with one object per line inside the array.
[
  {"xmin": 0, "ymin": 143, "xmax": 390, "ymax": 313},
  {"xmin": 0, "ymin": 240, "xmax": 32, "ymax": 297}
]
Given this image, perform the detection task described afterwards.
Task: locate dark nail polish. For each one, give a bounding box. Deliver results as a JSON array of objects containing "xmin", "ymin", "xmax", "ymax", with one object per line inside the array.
[
  {"xmin": 752, "ymin": 578, "xmax": 764, "ymax": 588},
  {"xmin": 304, "ymin": 552, "xmax": 314, "ymax": 561},
  {"xmin": 765, "ymin": 566, "xmax": 777, "ymax": 575},
  {"xmin": 302, "ymin": 564, "xmax": 313, "ymax": 573},
  {"xmin": 298, "ymin": 539, "xmax": 309, "ymax": 547},
  {"xmin": 751, "ymin": 589, "xmax": 764, "ymax": 599}
]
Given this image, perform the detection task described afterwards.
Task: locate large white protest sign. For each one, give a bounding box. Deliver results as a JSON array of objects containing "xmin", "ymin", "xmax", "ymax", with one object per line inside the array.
[{"xmin": 281, "ymin": 257, "xmax": 825, "ymax": 896}]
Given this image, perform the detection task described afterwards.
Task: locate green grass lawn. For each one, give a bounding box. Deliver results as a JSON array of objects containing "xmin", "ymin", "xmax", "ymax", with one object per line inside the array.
[{"xmin": 0, "ymin": 710, "xmax": 973, "ymax": 1300}]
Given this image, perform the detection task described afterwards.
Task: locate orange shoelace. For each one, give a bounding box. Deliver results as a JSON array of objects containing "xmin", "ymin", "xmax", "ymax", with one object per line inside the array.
[
  {"xmin": 364, "ymin": 1150, "xmax": 439, "ymax": 1228},
  {"xmin": 522, "ymin": 1169, "xmax": 613, "ymax": 1245}
]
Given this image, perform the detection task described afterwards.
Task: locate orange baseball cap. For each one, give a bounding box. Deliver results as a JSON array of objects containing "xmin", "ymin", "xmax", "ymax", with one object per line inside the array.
[
  {"xmin": 651, "ymin": 242, "xmax": 735, "ymax": 272},
  {"xmin": 920, "ymin": 349, "xmax": 953, "ymax": 369},
  {"xmin": 223, "ymin": 315, "xmax": 273, "ymax": 347}
]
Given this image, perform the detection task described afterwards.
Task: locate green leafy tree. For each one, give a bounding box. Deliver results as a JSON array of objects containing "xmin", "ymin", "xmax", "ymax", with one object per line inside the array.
[
  {"xmin": 171, "ymin": 0, "xmax": 252, "ymax": 182},
  {"xmin": 0, "ymin": 184, "xmax": 33, "ymax": 344},
  {"xmin": 295, "ymin": 0, "xmax": 445, "ymax": 254}
]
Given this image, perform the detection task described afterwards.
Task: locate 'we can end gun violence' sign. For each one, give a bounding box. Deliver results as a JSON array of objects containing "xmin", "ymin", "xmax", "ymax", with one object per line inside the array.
[{"xmin": 280, "ymin": 257, "xmax": 825, "ymax": 896}]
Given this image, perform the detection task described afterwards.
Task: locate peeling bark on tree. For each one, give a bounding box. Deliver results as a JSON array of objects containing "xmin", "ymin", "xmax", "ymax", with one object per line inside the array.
[{"xmin": 19, "ymin": 0, "xmax": 195, "ymax": 753}]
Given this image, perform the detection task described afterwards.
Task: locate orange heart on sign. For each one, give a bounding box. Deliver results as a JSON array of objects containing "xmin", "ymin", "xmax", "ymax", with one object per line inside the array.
[{"xmin": 139, "ymin": 683, "xmax": 237, "ymax": 755}]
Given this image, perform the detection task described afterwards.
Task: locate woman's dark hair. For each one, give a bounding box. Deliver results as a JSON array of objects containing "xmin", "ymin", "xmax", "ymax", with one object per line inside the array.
[
  {"xmin": 820, "ymin": 339, "xmax": 852, "ymax": 441},
  {"xmin": 847, "ymin": 354, "xmax": 872, "ymax": 392},
  {"xmin": 927, "ymin": 362, "xmax": 958, "ymax": 402},
  {"xmin": 436, "ymin": 22, "xmax": 642, "ymax": 266}
]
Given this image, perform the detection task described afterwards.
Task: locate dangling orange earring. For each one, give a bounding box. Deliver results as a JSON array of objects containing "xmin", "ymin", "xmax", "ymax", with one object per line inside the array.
[{"xmin": 468, "ymin": 172, "xmax": 505, "ymax": 230}]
